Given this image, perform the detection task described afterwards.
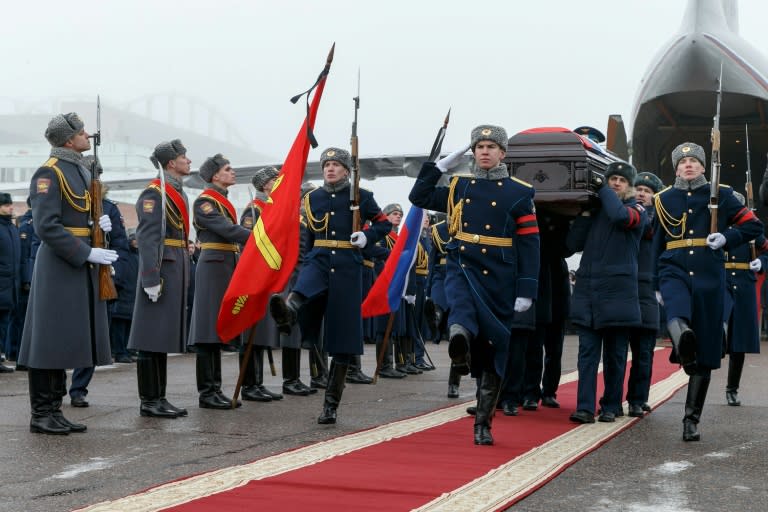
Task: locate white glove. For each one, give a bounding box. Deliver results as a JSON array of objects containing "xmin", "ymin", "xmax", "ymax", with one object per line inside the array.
[
  {"xmin": 98, "ymin": 214, "xmax": 112, "ymax": 233},
  {"xmin": 435, "ymin": 144, "xmax": 471, "ymax": 173},
  {"xmin": 750, "ymin": 258, "xmax": 762, "ymax": 272},
  {"xmin": 706, "ymin": 233, "xmax": 726, "ymax": 250},
  {"xmin": 350, "ymin": 231, "xmax": 367, "ymax": 248},
  {"xmin": 404, "ymin": 295, "xmax": 416, "ymax": 305},
  {"xmin": 86, "ymin": 248, "xmax": 118, "ymax": 265},
  {"xmin": 655, "ymin": 291, "xmax": 664, "ymax": 305},
  {"xmin": 514, "ymin": 297, "xmax": 533, "ymax": 313},
  {"xmin": 144, "ymin": 284, "xmax": 162, "ymax": 302}
]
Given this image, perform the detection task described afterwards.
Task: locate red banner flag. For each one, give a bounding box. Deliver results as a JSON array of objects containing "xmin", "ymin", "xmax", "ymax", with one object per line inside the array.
[{"xmin": 216, "ymin": 49, "xmax": 332, "ymax": 341}]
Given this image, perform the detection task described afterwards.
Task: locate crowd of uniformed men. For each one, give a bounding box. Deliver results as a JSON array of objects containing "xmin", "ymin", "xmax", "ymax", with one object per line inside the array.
[{"xmin": 1, "ymin": 112, "xmax": 765, "ymax": 446}]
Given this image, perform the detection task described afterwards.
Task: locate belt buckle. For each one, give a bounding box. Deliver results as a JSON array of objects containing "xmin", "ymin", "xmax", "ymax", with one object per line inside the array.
[
  {"xmin": 472, "ymin": 234, "xmax": 480, "ymax": 243},
  {"xmin": 330, "ymin": 240, "xmax": 338, "ymax": 248},
  {"xmin": 686, "ymin": 239, "xmax": 693, "ymax": 247}
]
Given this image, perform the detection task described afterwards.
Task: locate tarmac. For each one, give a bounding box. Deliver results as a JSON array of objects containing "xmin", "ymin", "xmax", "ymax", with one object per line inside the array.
[{"xmin": 1, "ymin": 336, "xmax": 766, "ymax": 512}]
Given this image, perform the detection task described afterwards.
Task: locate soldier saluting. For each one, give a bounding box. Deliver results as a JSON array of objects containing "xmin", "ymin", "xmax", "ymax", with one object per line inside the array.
[
  {"xmin": 409, "ymin": 125, "xmax": 540, "ymax": 446},
  {"xmin": 19, "ymin": 113, "xmax": 117, "ymax": 434},
  {"xmin": 128, "ymin": 140, "xmax": 191, "ymax": 419},
  {"xmin": 188, "ymin": 154, "xmax": 251, "ymax": 409},
  {"xmin": 654, "ymin": 142, "xmax": 762, "ymax": 441}
]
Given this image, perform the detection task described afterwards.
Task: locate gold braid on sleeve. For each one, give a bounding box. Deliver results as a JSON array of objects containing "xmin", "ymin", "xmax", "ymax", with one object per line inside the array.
[{"xmin": 654, "ymin": 193, "xmax": 686, "ymax": 240}]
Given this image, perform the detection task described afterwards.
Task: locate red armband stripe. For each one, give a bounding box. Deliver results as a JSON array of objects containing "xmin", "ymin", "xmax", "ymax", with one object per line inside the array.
[
  {"xmin": 517, "ymin": 226, "xmax": 540, "ymax": 235},
  {"xmin": 516, "ymin": 214, "xmax": 537, "ymax": 224},
  {"xmin": 734, "ymin": 208, "xmax": 757, "ymax": 225}
]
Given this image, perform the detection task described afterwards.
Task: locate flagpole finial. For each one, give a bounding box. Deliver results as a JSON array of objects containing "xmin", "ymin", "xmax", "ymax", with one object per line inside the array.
[
  {"xmin": 443, "ymin": 108, "xmax": 451, "ymax": 127},
  {"xmin": 327, "ymin": 43, "xmax": 336, "ymax": 65}
]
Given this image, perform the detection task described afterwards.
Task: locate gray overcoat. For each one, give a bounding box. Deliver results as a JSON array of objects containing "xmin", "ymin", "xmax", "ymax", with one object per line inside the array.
[{"xmin": 19, "ymin": 156, "xmax": 111, "ymax": 369}]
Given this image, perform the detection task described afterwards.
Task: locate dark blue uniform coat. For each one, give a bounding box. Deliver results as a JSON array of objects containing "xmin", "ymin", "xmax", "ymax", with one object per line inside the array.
[
  {"xmin": 653, "ymin": 184, "xmax": 762, "ymax": 369},
  {"xmin": 294, "ymin": 184, "xmax": 390, "ymax": 356},
  {"xmin": 409, "ymin": 163, "xmax": 540, "ymax": 376},
  {"xmin": 723, "ymin": 233, "xmax": 764, "ymax": 354}
]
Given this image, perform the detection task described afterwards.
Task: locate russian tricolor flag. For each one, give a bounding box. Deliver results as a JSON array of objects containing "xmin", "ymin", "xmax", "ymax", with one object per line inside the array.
[{"xmin": 361, "ymin": 205, "xmax": 426, "ymax": 318}]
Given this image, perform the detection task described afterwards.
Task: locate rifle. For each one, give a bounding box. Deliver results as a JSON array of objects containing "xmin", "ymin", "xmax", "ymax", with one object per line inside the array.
[
  {"xmin": 350, "ymin": 69, "xmax": 362, "ymax": 232},
  {"xmin": 89, "ymin": 96, "xmax": 118, "ymax": 301},
  {"xmin": 709, "ymin": 63, "xmax": 723, "ymax": 234},
  {"xmin": 373, "ymin": 109, "xmax": 451, "ymax": 384},
  {"xmin": 745, "ymin": 124, "xmax": 757, "ymax": 259}
]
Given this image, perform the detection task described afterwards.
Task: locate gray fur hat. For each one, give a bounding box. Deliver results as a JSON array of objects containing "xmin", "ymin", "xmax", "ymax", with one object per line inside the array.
[
  {"xmin": 150, "ymin": 139, "xmax": 187, "ymax": 169},
  {"xmin": 0, "ymin": 192, "xmax": 12, "ymax": 205},
  {"xmin": 383, "ymin": 203, "xmax": 404, "ymax": 215},
  {"xmin": 470, "ymin": 125, "xmax": 508, "ymax": 151},
  {"xmin": 605, "ymin": 162, "xmax": 637, "ymax": 184},
  {"xmin": 319, "ymin": 147, "xmax": 352, "ymax": 171},
  {"xmin": 199, "ymin": 153, "xmax": 230, "ymax": 183},
  {"xmin": 45, "ymin": 112, "xmax": 84, "ymax": 147},
  {"xmin": 634, "ymin": 171, "xmax": 663, "ymax": 193},
  {"xmin": 300, "ymin": 181, "xmax": 317, "ymax": 198},
  {"xmin": 672, "ymin": 142, "xmax": 706, "ymax": 169},
  {"xmin": 251, "ymin": 166, "xmax": 280, "ymax": 191}
]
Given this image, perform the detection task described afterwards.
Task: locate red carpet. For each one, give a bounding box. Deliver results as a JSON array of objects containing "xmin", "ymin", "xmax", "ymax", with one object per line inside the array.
[{"xmin": 157, "ymin": 348, "xmax": 683, "ymax": 512}]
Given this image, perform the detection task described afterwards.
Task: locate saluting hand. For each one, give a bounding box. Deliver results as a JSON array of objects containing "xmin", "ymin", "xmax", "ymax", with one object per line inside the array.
[{"xmin": 436, "ymin": 144, "xmax": 471, "ymax": 173}]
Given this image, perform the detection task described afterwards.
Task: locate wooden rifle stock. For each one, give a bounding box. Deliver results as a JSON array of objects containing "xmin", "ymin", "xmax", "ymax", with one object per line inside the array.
[{"xmin": 90, "ymin": 177, "xmax": 118, "ymax": 301}]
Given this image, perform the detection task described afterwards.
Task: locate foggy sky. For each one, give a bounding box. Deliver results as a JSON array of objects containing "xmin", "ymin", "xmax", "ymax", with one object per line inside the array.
[{"xmin": 3, "ymin": 0, "xmax": 768, "ymax": 210}]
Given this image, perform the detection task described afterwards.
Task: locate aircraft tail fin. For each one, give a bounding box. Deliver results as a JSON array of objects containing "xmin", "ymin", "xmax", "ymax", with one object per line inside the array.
[{"xmin": 606, "ymin": 115, "xmax": 629, "ymax": 162}]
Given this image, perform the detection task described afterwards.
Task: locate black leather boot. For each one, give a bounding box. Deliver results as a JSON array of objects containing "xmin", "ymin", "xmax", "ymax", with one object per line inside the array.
[
  {"xmin": 448, "ymin": 324, "xmax": 471, "ymax": 375},
  {"xmin": 346, "ymin": 354, "xmax": 373, "ymax": 384},
  {"xmin": 138, "ymin": 351, "xmax": 178, "ymax": 418},
  {"xmin": 447, "ymin": 363, "xmax": 461, "ymax": 398},
  {"xmin": 196, "ymin": 346, "xmax": 230, "ymax": 409},
  {"xmin": 310, "ymin": 348, "xmax": 329, "ymax": 389},
  {"xmin": 270, "ymin": 292, "xmax": 305, "ymax": 334},
  {"xmin": 683, "ymin": 374, "xmax": 710, "ymax": 442},
  {"xmin": 213, "ymin": 345, "xmax": 240, "ymax": 408},
  {"xmin": 726, "ymin": 353, "xmax": 744, "ymax": 406},
  {"xmin": 282, "ymin": 347, "xmax": 311, "ymax": 395},
  {"xmin": 50, "ymin": 369, "xmax": 86, "ymax": 432},
  {"xmin": 318, "ymin": 360, "xmax": 349, "ymax": 424},
  {"xmin": 29, "ymin": 369, "xmax": 70, "ymax": 435},
  {"xmin": 474, "ymin": 371, "xmax": 501, "ymax": 445},
  {"xmin": 667, "ymin": 318, "xmax": 697, "ymax": 373},
  {"xmin": 403, "ymin": 337, "xmax": 422, "ymax": 374},
  {"xmin": 241, "ymin": 348, "xmax": 278, "ymax": 402},
  {"xmin": 376, "ymin": 337, "xmax": 406, "ymax": 378},
  {"xmin": 157, "ymin": 352, "xmax": 187, "ymax": 416}
]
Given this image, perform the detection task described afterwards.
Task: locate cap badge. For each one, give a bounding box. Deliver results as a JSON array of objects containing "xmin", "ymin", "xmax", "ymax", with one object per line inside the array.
[
  {"xmin": 682, "ymin": 146, "xmax": 690, "ymax": 153},
  {"xmin": 481, "ymin": 128, "xmax": 492, "ymax": 136},
  {"xmin": 326, "ymin": 150, "xmax": 336, "ymax": 157}
]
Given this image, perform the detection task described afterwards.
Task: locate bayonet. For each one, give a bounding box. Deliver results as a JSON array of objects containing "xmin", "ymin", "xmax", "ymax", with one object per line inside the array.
[
  {"xmin": 745, "ymin": 123, "xmax": 757, "ymax": 259},
  {"xmin": 350, "ymin": 68, "xmax": 361, "ymax": 232},
  {"xmin": 709, "ymin": 62, "xmax": 723, "ymax": 234}
]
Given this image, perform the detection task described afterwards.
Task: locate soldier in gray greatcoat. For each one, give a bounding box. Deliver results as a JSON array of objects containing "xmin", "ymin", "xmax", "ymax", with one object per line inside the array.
[
  {"xmin": 19, "ymin": 113, "xmax": 118, "ymax": 434},
  {"xmin": 128, "ymin": 140, "xmax": 191, "ymax": 418},
  {"xmin": 188, "ymin": 154, "xmax": 251, "ymax": 409}
]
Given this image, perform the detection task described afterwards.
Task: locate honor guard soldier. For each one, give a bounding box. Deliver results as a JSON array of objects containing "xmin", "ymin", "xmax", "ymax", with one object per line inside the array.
[
  {"xmin": 409, "ymin": 124, "xmax": 540, "ymax": 445},
  {"xmin": 19, "ymin": 113, "xmax": 117, "ymax": 434},
  {"xmin": 270, "ymin": 147, "xmax": 391, "ymax": 424},
  {"xmin": 654, "ymin": 142, "xmax": 762, "ymax": 441},
  {"xmin": 411, "ymin": 214, "xmax": 433, "ymax": 371},
  {"xmin": 625, "ymin": 172, "xmax": 664, "ymax": 417},
  {"xmin": 238, "ymin": 166, "xmax": 286, "ymax": 401},
  {"xmin": 722, "ymin": 191, "xmax": 766, "ymax": 407},
  {"xmin": 128, "ymin": 140, "xmax": 192, "ymax": 419},
  {"xmin": 188, "ymin": 154, "xmax": 251, "ymax": 409},
  {"xmin": 568, "ymin": 162, "xmax": 647, "ymax": 424}
]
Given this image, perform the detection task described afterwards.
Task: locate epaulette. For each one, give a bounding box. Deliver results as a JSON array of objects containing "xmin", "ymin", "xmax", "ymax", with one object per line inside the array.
[
  {"xmin": 432, "ymin": 220, "xmax": 446, "ymax": 227},
  {"xmin": 657, "ymin": 185, "xmax": 673, "ymax": 195},
  {"xmin": 718, "ymin": 183, "xmax": 732, "ymax": 189},
  {"xmin": 42, "ymin": 157, "xmax": 58, "ymax": 168},
  {"xmin": 510, "ymin": 176, "xmax": 533, "ymax": 188}
]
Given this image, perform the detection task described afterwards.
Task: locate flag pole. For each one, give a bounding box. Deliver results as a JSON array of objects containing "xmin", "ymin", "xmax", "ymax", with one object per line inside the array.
[{"xmin": 373, "ymin": 313, "xmax": 396, "ymax": 384}]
